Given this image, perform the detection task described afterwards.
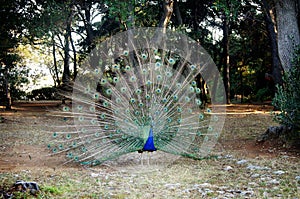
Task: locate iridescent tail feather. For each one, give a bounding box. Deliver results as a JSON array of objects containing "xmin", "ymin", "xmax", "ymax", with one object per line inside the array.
[{"xmin": 47, "ymin": 28, "xmax": 226, "ymax": 166}]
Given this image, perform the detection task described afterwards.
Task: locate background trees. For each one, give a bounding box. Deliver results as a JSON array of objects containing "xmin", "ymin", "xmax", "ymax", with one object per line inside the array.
[
  {"xmin": 0, "ymin": 0, "xmax": 299, "ymax": 145},
  {"xmin": 0, "ymin": 0, "xmax": 32, "ymax": 109},
  {"xmin": 0, "ymin": 0, "xmax": 299, "ymax": 105}
]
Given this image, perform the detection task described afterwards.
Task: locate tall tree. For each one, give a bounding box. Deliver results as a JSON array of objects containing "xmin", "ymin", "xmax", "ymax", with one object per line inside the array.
[
  {"xmin": 27, "ymin": 0, "xmax": 72, "ymax": 87},
  {"xmin": 0, "ymin": 0, "xmax": 29, "ymax": 109},
  {"xmin": 260, "ymin": 0, "xmax": 283, "ymax": 86},
  {"xmin": 61, "ymin": 3, "xmax": 74, "ymax": 87},
  {"xmin": 275, "ymin": 0, "xmax": 300, "ymax": 71},
  {"xmin": 259, "ymin": 0, "xmax": 299, "ymax": 85},
  {"xmin": 258, "ymin": 0, "xmax": 300, "ymax": 143},
  {"xmin": 211, "ymin": 0, "xmax": 241, "ymax": 104},
  {"xmin": 221, "ymin": 12, "xmax": 231, "ymax": 104}
]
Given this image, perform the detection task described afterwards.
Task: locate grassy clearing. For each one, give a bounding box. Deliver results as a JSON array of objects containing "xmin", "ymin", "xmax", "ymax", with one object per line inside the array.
[
  {"xmin": 1, "ymin": 156, "xmax": 299, "ymax": 198},
  {"xmin": 0, "ymin": 104, "xmax": 299, "ymax": 198}
]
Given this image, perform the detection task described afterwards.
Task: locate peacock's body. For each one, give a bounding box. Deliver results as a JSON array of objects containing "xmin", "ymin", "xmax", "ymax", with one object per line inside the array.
[{"xmin": 48, "ymin": 28, "xmax": 226, "ymax": 166}]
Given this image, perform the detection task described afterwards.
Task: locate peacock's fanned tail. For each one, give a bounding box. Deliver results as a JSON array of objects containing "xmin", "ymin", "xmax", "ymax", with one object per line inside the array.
[{"xmin": 47, "ymin": 28, "xmax": 226, "ymax": 166}]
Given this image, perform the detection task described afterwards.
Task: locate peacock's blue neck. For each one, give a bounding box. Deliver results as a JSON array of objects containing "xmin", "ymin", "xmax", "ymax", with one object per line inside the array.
[{"xmin": 142, "ymin": 128, "xmax": 157, "ymax": 152}]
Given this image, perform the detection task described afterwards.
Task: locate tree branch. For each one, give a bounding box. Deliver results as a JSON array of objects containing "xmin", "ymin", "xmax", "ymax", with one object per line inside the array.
[{"xmin": 158, "ymin": 0, "xmax": 174, "ymax": 33}]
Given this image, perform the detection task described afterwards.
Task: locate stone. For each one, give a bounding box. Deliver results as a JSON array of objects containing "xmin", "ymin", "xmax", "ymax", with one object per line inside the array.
[
  {"xmin": 224, "ymin": 166, "xmax": 233, "ymax": 171},
  {"xmin": 251, "ymin": 173, "xmax": 260, "ymax": 178},
  {"xmin": 236, "ymin": 159, "xmax": 248, "ymax": 165},
  {"xmin": 268, "ymin": 179, "xmax": 280, "ymax": 185},
  {"xmin": 247, "ymin": 164, "xmax": 269, "ymax": 170},
  {"xmin": 273, "ymin": 170, "xmax": 285, "ymax": 175},
  {"xmin": 164, "ymin": 183, "xmax": 180, "ymax": 189}
]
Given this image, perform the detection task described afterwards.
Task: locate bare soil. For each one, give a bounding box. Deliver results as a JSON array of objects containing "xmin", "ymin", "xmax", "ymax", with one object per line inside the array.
[
  {"xmin": 0, "ymin": 102, "xmax": 298, "ymax": 172},
  {"xmin": 0, "ymin": 102, "xmax": 299, "ymax": 198}
]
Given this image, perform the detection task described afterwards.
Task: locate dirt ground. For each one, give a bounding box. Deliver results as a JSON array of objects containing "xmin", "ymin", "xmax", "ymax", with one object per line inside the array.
[
  {"xmin": 0, "ymin": 102, "xmax": 299, "ymax": 198},
  {"xmin": 0, "ymin": 102, "xmax": 64, "ymax": 172},
  {"xmin": 0, "ymin": 101, "xmax": 298, "ymax": 172}
]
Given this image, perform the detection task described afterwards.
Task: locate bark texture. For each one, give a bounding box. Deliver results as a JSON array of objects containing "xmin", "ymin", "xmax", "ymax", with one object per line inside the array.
[{"xmin": 275, "ymin": 0, "xmax": 300, "ymax": 71}]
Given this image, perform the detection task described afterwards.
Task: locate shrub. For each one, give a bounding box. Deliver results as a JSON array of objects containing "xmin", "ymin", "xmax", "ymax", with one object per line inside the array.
[
  {"xmin": 28, "ymin": 87, "xmax": 59, "ymax": 100},
  {"xmin": 272, "ymin": 47, "xmax": 300, "ymax": 142},
  {"xmin": 256, "ymin": 87, "xmax": 272, "ymax": 102}
]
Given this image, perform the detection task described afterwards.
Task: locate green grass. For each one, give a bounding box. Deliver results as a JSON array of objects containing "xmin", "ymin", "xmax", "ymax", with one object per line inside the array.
[{"xmin": 41, "ymin": 185, "xmax": 64, "ymax": 195}]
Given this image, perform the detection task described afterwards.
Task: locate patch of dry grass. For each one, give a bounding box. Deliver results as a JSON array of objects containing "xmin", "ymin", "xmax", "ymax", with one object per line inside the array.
[
  {"xmin": 1, "ymin": 156, "xmax": 299, "ymax": 198},
  {"xmin": 0, "ymin": 104, "xmax": 299, "ymax": 198}
]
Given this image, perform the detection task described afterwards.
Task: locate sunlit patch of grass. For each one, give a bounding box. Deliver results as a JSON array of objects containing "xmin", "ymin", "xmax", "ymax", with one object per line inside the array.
[
  {"xmin": 40, "ymin": 185, "xmax": 63, "ymax": 195},
  {"xmin": 222, "ymin": 113, "xmax": 278, "ymax": 141}
]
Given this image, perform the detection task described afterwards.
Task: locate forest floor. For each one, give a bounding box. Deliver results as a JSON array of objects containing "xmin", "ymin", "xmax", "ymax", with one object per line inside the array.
[{"xmin": 0, "ymin": 102, "xmax": 299, "ymax": 198}]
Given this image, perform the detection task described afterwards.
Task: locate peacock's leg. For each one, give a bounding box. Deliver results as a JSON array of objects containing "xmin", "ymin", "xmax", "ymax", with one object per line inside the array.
[
  {"xmin": 147, "ymin": 152, "xmax": 150, "ymax": 166},
  {"xmin": 140, "ymin": 152, "xmax": 143, "ymax": 166}
]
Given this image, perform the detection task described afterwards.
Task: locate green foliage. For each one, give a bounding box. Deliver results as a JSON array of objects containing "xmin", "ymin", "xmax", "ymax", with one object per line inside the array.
[
  {"xmin": 41, "ymin": 185, "xmax": 63, "ymax": 195},
  {"xmin": 28, "ymin": 87, "xmax": 58, "ymax": 100},
  {"xmin": 255, "ymin": 87, "xmax": 272, "ymax": 102},
  {"xmin": 0, "ymin": 54, "xmax": 30, "ymax": 101},
  {"xmin": 0, "ymin": 0, "xmax": 283, "ymax": 107},
  {"xmin": 272, "ymin": 47, "xmax": 300, "ymax": 139},
  {"xmin": 8, "ymin": 67, "xmax": 30, "ymax": 100},
  {"xmin": 0, "ymin": 0, "xmax": 34, "ymax": 105},
  {"xmin": 212, "ymin": 0, "xmax": 242, "ymax": 21},
  {"xmin": 228, "ymin": 6, "xmax": 273, "ymax": 102}
]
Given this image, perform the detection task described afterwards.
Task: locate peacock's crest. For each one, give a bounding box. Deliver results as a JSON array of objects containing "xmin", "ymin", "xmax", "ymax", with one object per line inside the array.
[{"xmin": 48, "ymin": 28, "xmax": 226, "ymax": 167}]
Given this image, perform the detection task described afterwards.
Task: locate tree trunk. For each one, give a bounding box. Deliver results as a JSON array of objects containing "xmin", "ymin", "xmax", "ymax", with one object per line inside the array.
[
  {"xmin": 158, "ymin": 0, "xmax": 174, "ymax": 33},
  {"xmin": 275, "ymin": 0, "xmax": 300, "ymax": 71},
  {"xmin": 84, "ymin": 3, "xmax": 94, "ymax": 51},
  {"xmin": 69, "ymin": 29, "xmax": 77, "ymax": 80},
  {"xmin": 240, "ymin": 68, "xmax": 243, "ymax": 103},
  {"xmin": 222, "ymin": 15, "xmax": 231, "ymax": 104},
  {"xmin": 173, "ymin": 0, "xmax": 182, "ymax": 26},
  {"xmin": 151, "ymin": 0, "xmax": 174, "ymax": 45},
  {"xmin": 62, "ymin": 13, "xmax": 72, "ymax": 87},
  {"xmin": 52, "ymin": 34, "xmax": 60, "ymax": 87},
  {"xmin": 3, "ymin": 67, "xmax": 11, "ymax": 110},
  {"xmin": 261, "ymin": 0, "xmax": 283, "ymax": 86}
]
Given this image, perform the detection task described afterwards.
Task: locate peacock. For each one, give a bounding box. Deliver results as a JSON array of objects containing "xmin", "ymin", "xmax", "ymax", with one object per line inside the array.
[{"xmin": 47, "ymin": 27, "xmax": 226, "ymax": 167}]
